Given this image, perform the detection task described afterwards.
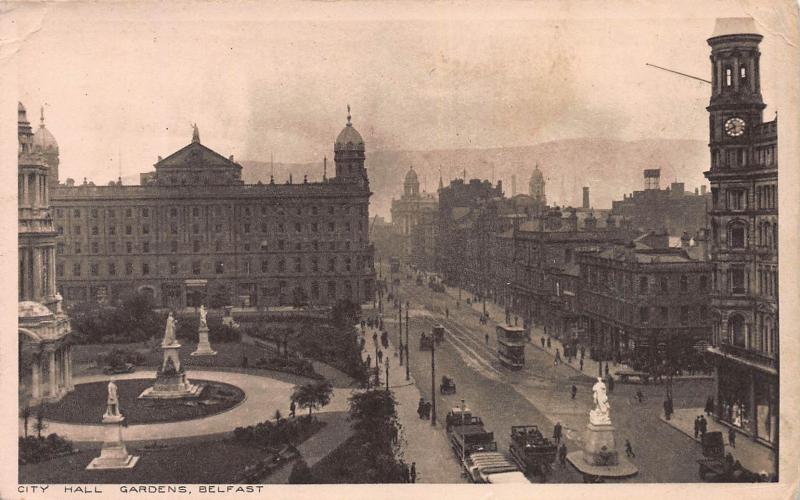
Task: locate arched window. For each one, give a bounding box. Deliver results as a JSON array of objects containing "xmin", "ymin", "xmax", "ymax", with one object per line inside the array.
[
  {"xmin": 725, "ymin": 67, "xmax": 732, "ymax": 86},
  {"xmin": 728, "ymin": 222, "xmax": 746, "ymax": 248},
  {"xmin": 740, "ymin": 65, "xmax": 747, "ymax": 79},
  {"xmin": 729, "ymin": 314, "xmax": 746, "ymax": 347}
]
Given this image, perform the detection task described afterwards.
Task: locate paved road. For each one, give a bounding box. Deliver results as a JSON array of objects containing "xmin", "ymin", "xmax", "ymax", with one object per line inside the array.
[{"xmin": 381, "ymin": 266, "xmax": 714, "ymax": 482}]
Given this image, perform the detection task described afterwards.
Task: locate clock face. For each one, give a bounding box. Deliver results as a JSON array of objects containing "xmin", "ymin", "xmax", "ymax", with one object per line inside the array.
[{"xmin": 725, "ymin": 117, "xmax": 746, "ymax": 137}]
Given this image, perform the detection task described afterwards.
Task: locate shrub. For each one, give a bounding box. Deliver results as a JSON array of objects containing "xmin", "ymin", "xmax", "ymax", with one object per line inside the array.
[
  {"xmin": 289, "ymin": 459, "xmax": 315, "ymax": 484},
  {"xmin": 19, "ymin": 434, "xmax": 74, "ymax": 464},
  {"xmin": 68, "ymin": 292, "xmax": 161, "ymax": 344},
  {"xmin": 98, "ymin": 348, "xmax": 145, "ymax": 368}
]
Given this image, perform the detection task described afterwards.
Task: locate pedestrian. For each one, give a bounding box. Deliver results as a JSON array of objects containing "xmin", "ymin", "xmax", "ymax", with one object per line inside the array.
[
  {"xmin": 401, "ymin": 460, "xmax": 410, "ymax": 483},
  {"xmin": 553, "ymin": 422, "xmax": 562, "ymax": 445},
  {"xmin": 579, "ymin": 358, "xmax": 584, "ymax": 371},
  {"xmin": 604, "ymin": 363, "xmax": 610, "ymax": 377},
  {"xmin": 581, "ymin": 346, "xmax": 586, "ymax": 359},
  {"xmin": 485, "ymin": 332, "xmax": 489, "ymax": 345},
  {"xmin": 290, "ymin": 400, "xmax": 296, "ymax": 418},
  {"xmin": 636, "ymin": 390, "xmax": 644, "ymax": 404},
  {"xmin": 366, "ymin": 354, "xmax": 371, "ymax": 369},
  {"xmin": 425, "ymin": 401, "xmax": 432, "ymax": 420},
  {"xmin": 541, "ymin": 337, "xmax": 546, "ymax": 348},
  {"xmin": 445, "ymin": 307, "xmax": 449, "ymax": 318},
  {"xmin": 547, "ymin": 337, "xmax": 551, "ymax": 349},
  {"xmin": 417, "ymin": 398, "xmax": 425, "ymax": 419},
  {"xmin": 624, "ymin": 439, "xmax": 635, "ymax": 458},
  {"xmin": 728, "ymin": 427, "xmax": 736, "ymax": 448},
  {"xmin": 410, "ymin": 462, "xmax": 417, "ymax": 483},
  {"xmin": 700, "ymin": 415, "xmax": 708, "ymax": 438},
  {"xmin": 558, "ymin": 443, "xmax": 567, "ymax": 467},
  {"xmin": 373, "ymin": 332, "xmax": 378, "ymax": 345},
  {"xmin": 377, "ymin": 349, "xmax": 383, "ymax": 364},
  {"xmin": 571, "ymin": 384, "xmax": 577, "ymax": 400},
  {"xmin": 694, "ymin": 416, "xmax": 700, "ymax": 439},
  {"xmin": 242, "ymin": 355, "xmax": 248, "ymax": 368},
  {"xmin": 705, "ymin": 396, "xmax": 715, "ymax": 416}
]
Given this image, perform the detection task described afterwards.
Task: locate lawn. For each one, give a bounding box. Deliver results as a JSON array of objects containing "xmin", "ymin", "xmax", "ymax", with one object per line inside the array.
[
  {"xmin": 34, "ymin": 379, "xmax": 245, "ymax": 425},
  {"xmin": 19, "ymin": 439, "xmax": 267, "ymax": 484}
]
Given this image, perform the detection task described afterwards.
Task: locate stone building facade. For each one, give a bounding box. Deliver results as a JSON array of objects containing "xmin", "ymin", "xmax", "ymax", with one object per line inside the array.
[
  {"xmin": 611, "ymin": 169, "xmax": 711, "ymax": 237},
  {"xmin": 389, "ymin": 166, "xmax": 438, "ymax": 265},
  {"xmin": 50, "ymin": 114, "xmax": 376, "ymax": 309},
  {"xmin": 18, "ymin": 102, "xmax": 74, "ymax": 405},
  {"xmin": 578, "ymin": 232, "xmax": 712, "ymax": 366},
  {"xmin": 703, "ymin": 18, "xmax": 778, "ymax": 447}
]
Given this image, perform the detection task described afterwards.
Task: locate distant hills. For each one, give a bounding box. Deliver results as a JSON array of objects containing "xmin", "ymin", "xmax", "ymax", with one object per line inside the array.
[{"xmin": 241, "ymin": 137, "xmax": 709, "ymax": 218}]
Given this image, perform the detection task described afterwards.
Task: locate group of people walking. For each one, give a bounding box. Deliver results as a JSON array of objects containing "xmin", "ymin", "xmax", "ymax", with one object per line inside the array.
[{"xmin": 417, "ymin": 398, "xmax": 433, "ymax": 420}]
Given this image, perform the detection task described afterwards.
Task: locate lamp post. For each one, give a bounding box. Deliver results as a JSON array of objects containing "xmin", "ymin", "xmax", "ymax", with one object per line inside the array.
[
  {"xmin": 431, "ymin": 333, "xmax": 437, "ymax": 426},
  {"xmin": 398, "ymin": 302, "xmax": 403, "ymax": 363},
  {"xmin": 405, "ymin": 305, "xmax": 410, "ymax": 381},
  {"xmin": 386, "ymin": 358, "xmax": 390, "ymax": 392}
]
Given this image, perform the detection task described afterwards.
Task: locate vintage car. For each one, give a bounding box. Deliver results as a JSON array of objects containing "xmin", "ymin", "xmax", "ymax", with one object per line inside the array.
[{"xmin": 440, "ymin": 375, "xmax": 456, "ymax": 394}]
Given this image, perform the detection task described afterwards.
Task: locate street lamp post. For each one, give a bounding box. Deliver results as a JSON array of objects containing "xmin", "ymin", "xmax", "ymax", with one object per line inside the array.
[
  {"xmin": 398, "ymin": 302, "xmax": 403, "ymax": 363},
  {"xmin": 405, "ymin": 306, "xmax": 410, "ymax": 381},
  {"xmin": 431, "ymin": 331, "xmax": 437, "ymax": 426},
  {"xmin": 386, "ymin": 358, "xmax": 390, "ymax": 392}
]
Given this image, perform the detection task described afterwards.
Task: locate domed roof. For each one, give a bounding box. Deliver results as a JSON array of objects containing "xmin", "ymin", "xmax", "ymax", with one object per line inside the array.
[
  {"xmin": 334, "ymin": 106, "xmax": 364, "ymax": 152},
  {"xmin": 530, "ymin": 164, "xmax": 544, "ymax": 180},
  {"xmin": 404, "ymin": 166, "xmax": 419, "ymax": 185},
  {"xmin": 19, "ymin": 301, "xmax": 54, "ymax": 319},
  {"xmin": 33, "ymin": 108, "xmax": 58, "ymax": 151}
]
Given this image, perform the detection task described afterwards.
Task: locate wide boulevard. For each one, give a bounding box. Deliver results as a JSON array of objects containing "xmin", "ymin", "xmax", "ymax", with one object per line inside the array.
[{"xmin": 378, "ymin": 264, "xmax": 714, "ymax": 483}]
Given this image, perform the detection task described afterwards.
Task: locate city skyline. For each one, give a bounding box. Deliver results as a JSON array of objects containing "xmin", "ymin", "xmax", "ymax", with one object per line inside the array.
[{"xmin": 12, "ymin": 2, "xmax": 794, "ymax": 193}]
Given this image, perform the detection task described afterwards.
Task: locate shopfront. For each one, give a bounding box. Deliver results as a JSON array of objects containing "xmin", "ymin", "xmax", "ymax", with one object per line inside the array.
[{"xmin": 717, "ymin": 358, "xmax": 777, "ymax": 446}]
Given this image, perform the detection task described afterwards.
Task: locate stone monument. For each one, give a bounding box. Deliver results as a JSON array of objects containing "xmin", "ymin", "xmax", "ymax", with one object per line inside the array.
[
  {"xmin": 191, "ymin": 305, "xmax": 217, "ymax": 356},
  {"xmin": 86, "ymin": 380, "xmax": 140, "ymax": 470},
  {"xmin": 139, "ymin": 313, "xmax": 203, "ymax": 399},
  {"xmin": 566, "ymin": 377, "xmax": 638, "ymax": 478}
]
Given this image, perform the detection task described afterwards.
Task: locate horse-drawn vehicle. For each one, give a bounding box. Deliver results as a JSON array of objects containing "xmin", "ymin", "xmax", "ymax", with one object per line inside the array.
[{"xmin": 440, "ymin": 375, "xmax": 456, "ymax": 394}]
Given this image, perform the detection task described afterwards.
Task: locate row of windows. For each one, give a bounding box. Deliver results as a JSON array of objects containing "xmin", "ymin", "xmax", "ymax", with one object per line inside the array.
[
  {"xmin": 55, "ymin": 204, "xmax": 368, "ymax": 219},
  {"xmin": 58, "ymin": 238, "xmax": 368, "ymax": 255},
  {"xmin": 57, "ymin": 220, "xmax": 366, "ymax": 237},
  {"xmin": 709, "ymin": 219, "xmax": 777, "ymax": 250},
  {"xmin": 57, "ymin": 256, "xmax": 372, "ymax": 278},
  {"xmin": 585, "ymin": 268, "xmax": 709, "ymax": 294},
  {"xmin": 639, "ymin": 304, "xmax": 708, "ymax": 325}
]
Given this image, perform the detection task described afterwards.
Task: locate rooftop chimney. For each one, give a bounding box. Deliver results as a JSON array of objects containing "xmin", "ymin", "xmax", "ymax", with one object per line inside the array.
[{"xmin": 582, "ymin": 187, "xmax": 590, "ymax": 209}]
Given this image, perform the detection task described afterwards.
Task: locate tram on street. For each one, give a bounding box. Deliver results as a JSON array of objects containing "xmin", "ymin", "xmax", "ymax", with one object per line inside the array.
[{"xmin": 497, "ymin": 324, "xmax": 526, "ymax": 369}]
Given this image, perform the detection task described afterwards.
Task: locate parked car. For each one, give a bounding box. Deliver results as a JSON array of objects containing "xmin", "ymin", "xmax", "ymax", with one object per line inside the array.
[{"xmin": 103, "ymin": 363, "xmax": 135, "ymax": 375}]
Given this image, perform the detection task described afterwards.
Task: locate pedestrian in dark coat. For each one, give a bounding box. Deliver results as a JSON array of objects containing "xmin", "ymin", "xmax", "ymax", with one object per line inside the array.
[
  {"xmin": 553, "ymin": 422, "xmax": 562, "ymax": 445},
  {"xmin": 728, "ymin": 428, "xmax": 736, "ymax": 448},
  {"xmin": 401, "ymin": 461, "xmax": 410, "ymax": 483},
  {"xmin": 579, "ymin": 358, "xmax": 584, "ymax": 371},
  {"xmin": 547, "ymin": 337, "xmax": 551, "ymax": 349},
  {"xmin": 485, "ymin": 332, "xmax": 489, "ymax": 345},
  {"xmin": 571, "ymin": 385, "xmax": 577, "ymax": 400},
  {"xmin": 694, "ymin": 416, "xmax": 700, "ymax": 438},
  {"xmin": 410, "ymin": 462, "xmax": 417, "ymax": 483},
  {"xmin": 581, "ymin": 346, "xmax": 586, "ymax": 359},
  {"xmin": 558, "ymin": 443, "xmax": 567, "ymax": 466},
  {"xmin": 541, "ymin": 337, "xmax": 546, "ymax": 348},
  {"xmin": 700, "ymin": 415, "xmax": 708, "ymax": 438},
  {"xmin": 417, "ymin": 398, "xmax": 425, "ymax": 419},
  {"xmin": 366, "ymin": 354, "xmax": 371, "ymax": 369},
  {"xmin": 290, "ymin": 400, "xmax": 296, "ymax": 418},
  {"xmin": 625, "ymin": 439, "xmax": 635, "ymax": 458}
]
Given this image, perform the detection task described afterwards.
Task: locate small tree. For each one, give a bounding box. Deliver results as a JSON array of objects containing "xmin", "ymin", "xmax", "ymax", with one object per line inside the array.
[
  {"xmin": 20, "ymin": 405, "xmax": 31, "ymax": 438},
  {"xmin": 291, "ymin": 380, "xmax": 333, "ymax": 416},
  {"xmin": 209, "ymin": 284, "xmax": 231, "ymax": 309},
  {"xmin": 33, "ymin": 406, "xmax": 47, "ymax": 439}
]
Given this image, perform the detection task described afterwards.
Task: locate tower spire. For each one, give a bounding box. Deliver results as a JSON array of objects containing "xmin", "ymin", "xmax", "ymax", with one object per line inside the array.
[
  {"xmin": 346, "ymin": 104, "xmax": 351, "ymax": 126},
  {"xmin": 40, "ymin": 105, "xmax": 45, "ymax": 127},
  {"xmin": 438, "ymin": 166, "xmax": 443, "ymax": 190},
  {"xmin": 192, "ymin": 123, "xmax": 200, "ymax": 143},
  {"xmin": 323, "ymin": 156, "xmax": 327, "ymax": 181}
]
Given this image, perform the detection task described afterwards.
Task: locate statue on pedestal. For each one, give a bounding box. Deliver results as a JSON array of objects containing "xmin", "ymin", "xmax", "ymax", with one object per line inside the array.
[
  {"xmin": 105, "ymin": 380, "xmax": 119, "ymax": 417},
  {"xmin": 198, "ymin": 305, "xmax": 208, "ymax": 329},
  {"xmin": 163, "ymin": 312, "xmax": 178, "ymax": 346},
  {"xmin": 590, "ymin": 377, "xmax": 612, "ymax": 426}
]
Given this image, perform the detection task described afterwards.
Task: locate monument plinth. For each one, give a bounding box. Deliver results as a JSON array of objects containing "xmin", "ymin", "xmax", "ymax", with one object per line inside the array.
[
  {"xmin": 567, "ymin": 378, "xmax": 638, "ymax": 479},
  {"xmin": 87, "ymin": 381, "xmax": 139, "ymax": 470},
  {"xmin": 139, "ymin": 313, "xmax": 204, "ymax": 399},
  {"xmin": 191, "ymin": 306, "xmax": 217, "ymax": 356}
]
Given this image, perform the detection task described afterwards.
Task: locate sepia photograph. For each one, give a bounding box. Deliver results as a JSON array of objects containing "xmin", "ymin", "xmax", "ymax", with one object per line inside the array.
[{"xmin": 3, "ymin": 0, "xmax": 798, "ymax": 498}]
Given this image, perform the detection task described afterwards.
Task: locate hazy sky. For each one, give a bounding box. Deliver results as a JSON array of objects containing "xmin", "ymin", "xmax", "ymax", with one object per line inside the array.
[{"xmin": 8, "ymin": 1, "xmax": 797, "ymax": 185}]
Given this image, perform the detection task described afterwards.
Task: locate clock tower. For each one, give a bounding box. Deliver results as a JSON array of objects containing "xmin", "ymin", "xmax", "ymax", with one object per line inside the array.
[
  {"xmin": 707, "ymin": 19, "xmax": 765, "ymax": 171},
  {"xmin": 704, "ymin": 18, "xmax": 778, "ymax": 453}
]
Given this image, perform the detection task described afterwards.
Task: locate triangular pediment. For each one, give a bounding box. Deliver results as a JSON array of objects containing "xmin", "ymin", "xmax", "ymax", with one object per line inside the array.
[{"xmin": 155, "ymin": 142, "xmax": 239, "ymax": 169}]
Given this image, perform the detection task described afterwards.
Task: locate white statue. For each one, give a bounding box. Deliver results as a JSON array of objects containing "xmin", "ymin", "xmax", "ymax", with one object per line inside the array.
[
  {"xmin": 198, "ymin": 305, "xmax": 208, "ymax": 329},
  {"xmin": 106, "ymin": 380, "xmax": 119, "ymax": 416},
  {"xmin": 163, "ymin": 312, "xmax": 177, "ymax": 346},
  {"xmin": 590, "ymin": 377, "xmax": 612, "ymax": 425}
]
